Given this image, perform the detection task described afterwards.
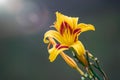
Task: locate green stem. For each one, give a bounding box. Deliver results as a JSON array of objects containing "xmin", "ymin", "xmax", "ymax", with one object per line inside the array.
[
  {"xmin": 87, "ymin": 51, "xmax": 108, "ymax": 80},
  {"xmin": 95, "ymin": 60, "xmax": 108, "ymax": 80},
  {"xmin": 86, "ymin": 51, "xmax": 101, "ymax": 80}
]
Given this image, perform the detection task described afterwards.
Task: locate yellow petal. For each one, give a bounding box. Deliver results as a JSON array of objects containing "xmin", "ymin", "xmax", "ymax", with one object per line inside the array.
[
  {"xmin": 70, "ymin": 41, "xmax": 88, "ymax": 66},
  {"xmin": 48, "ymin": 44, "xmax": 69, "ymax": 62},
  {"xmin": 43, "ymin": 30, "xmax": 62, "ymax": 43},
  {"xmin": 72, "ymin": 17, "xmax": 79, "ymax": 29},
  {"xmin": 77, "ymin": 23, "xmax": 95, "ymax": 32},
  {"xmin": 70, "ymin": 41, "xmax": 85, "ymax": 56},
  {"xmin": 55, "ymin": 12, "xmax": 78, "ymax": 31}
]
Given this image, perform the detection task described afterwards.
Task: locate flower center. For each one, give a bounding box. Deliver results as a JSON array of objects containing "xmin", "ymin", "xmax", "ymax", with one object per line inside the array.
[{"xmin": 59, "ymin": 21, "xmax": 81, "ymax": 45}]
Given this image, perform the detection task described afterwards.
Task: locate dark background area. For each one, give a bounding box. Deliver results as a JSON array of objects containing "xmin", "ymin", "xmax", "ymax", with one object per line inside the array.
[{"xmin": 0, "ymin": 0, "xmax": 120, "ymax": 80}]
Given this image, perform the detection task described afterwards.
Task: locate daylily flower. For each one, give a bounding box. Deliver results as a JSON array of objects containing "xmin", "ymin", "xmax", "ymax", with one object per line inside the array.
[{"xmin": 43, "ymin": 12, "xmax": 95, "ymax": 66}]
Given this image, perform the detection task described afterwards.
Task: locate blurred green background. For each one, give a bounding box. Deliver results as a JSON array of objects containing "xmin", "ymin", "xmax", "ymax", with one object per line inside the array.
[{"xmin": 0, "ymin": 0, "xmax": 120, "ymax": 80}]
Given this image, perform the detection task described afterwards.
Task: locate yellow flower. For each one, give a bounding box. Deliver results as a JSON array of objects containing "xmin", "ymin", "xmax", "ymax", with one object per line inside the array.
[{"xmin": 43, "ymin": 12, "xmax": 95, "ymax": 66}]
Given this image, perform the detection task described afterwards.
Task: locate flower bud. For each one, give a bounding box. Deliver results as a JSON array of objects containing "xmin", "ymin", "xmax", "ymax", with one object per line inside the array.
[{"xmin": 60, "ymin": 52, "xmax": 78, "ymax": 69}]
